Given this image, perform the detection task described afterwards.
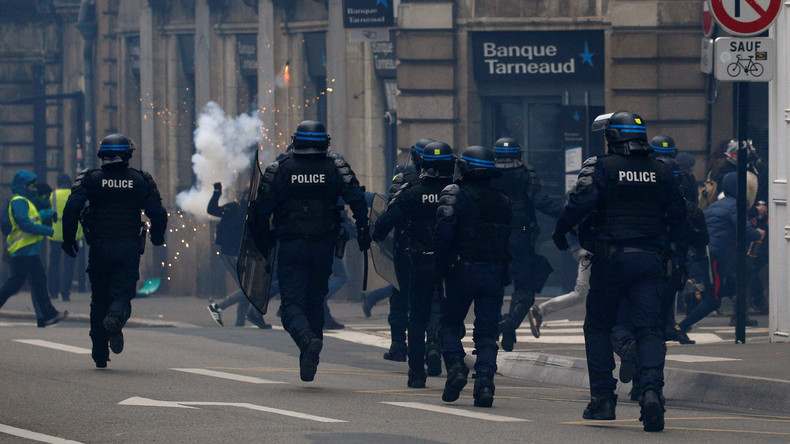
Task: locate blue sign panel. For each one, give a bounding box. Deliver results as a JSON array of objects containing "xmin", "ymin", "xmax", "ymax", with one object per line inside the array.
[{"xmin": 472, "ymin": 31, "xmax": 604, "ymax": 81}]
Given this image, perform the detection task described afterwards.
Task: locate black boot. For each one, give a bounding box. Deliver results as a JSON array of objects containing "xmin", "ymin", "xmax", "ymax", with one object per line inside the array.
[
  {"xmin": 103, "ymin": 315, "xmax": 124, "ymax": 355},
  {"xmin": 473, "ymin": 373, "xmax": 495, "ymax": 408},
  {"xmin": 583, "ymin": 391, "xmax": 617, "ymax": 420},
  {"xmin": 407, "ymin": 368, "xmax": 426, "ymax": 388},
  {"xmin": 425, "ymin": 342, "xmax": 442, "ymax": 377},
  {"xmin": 383, "ymin": 341, "xmax": 407, "ymax": 362},
  {"xmin": 442, "ymin": 360, "xmax": 468, "ymax": 402},
  {"xmin": 629, "ymin": 381, "xmax": 641, "ymax": 401},
  {"xmin": 639, "ymin": 389, "xmax": 666, "ymax": 432},
  {"xmin": 296, "ymin": 330, "xmax": 323, "ymax": 382},
  {"xmin": 90, "ymin": 332, "xmax": 110, "ymax": 369},
  {"xmin": 498, "ymin": 319, "xmax": 516, "ymax": 352},
  {"xmin": 613, "ymin": 339, "xmax": 638, "ymax": 383}
]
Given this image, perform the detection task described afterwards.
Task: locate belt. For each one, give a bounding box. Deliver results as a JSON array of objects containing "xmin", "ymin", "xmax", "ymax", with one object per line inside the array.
[{"xmin": 622, "ymin": 247, "xmax": 655, "ymax": 254}]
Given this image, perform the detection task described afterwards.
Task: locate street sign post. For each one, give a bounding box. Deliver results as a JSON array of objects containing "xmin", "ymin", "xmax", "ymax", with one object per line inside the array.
[
  {"xmin": 714, "ymin": 37, "xmax": 774, "ymax": 81},
  {"xmin": 709, "ymin": 0, "xmax": 782, "ymax": 36}
]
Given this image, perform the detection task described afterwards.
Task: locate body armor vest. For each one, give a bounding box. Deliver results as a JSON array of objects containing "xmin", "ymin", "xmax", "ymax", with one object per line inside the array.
[
  {"xmin": 458, "ymin": 184, "xmax": 511, "ymax": 262},
  {"xmin": 491, "ymin": 166, "xmax": 535, "ymax": 230},
  {"xmin": 406, "ymin": 177, "xmax": 452, "ymax": 253},
  {"xmin": 83, "ymin": 167, "xmax": 148, "ymax": 239},
  {"xmin": 274, "ymin": 156, "xmax": 340, "ymax": 237},
  {"xmin": 589, "ymin": 154, "xmax": 666, "ymax": 241}
]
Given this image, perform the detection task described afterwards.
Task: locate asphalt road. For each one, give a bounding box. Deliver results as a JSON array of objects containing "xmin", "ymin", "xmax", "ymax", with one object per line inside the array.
[{"xmin": 1, "ymin": 319, "xmax": 788, "ymax": 444}]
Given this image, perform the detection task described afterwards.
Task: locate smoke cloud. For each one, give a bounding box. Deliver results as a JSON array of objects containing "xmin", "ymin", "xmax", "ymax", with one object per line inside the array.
[{"xmin": 176, "ymin": 101, "xmax": 268, "ymax": 221}]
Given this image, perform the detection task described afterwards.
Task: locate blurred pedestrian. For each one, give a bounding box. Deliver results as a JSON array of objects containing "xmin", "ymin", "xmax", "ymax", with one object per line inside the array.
[
  {"xmin": 48, "ymin": 174, "xmax": 83, "ymax": 302},
  {"xmin": 0, "ymin": 170, "xmax": 68, "ymax": 327}
]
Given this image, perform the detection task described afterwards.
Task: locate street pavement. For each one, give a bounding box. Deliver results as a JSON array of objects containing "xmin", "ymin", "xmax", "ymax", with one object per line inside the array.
[{"xmin": 1, "ymin": 289, "xmax": 789, "ymax": 443}]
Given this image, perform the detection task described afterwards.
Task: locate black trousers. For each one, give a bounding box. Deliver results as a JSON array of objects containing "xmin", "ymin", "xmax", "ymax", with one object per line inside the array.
[
  {"xmin": 0, "ymin": 255, "xmax": 58, "ymax": 321},
  {"xmin": 87, "ymin": 239, "xmax": 140, "ymax": 352},
  {"xmin": 48, "ymin": 240, "xmax": 77, "ymax": 299}
]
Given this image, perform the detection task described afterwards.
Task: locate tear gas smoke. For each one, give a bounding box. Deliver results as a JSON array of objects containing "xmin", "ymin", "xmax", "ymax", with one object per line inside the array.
[{"xmin": 176, "ymin": 101, "xmax": 269, "ymax": 220}]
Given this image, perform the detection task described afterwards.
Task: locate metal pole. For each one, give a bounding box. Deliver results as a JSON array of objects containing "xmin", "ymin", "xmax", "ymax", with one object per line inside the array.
[
  {"xmin": 77, "ymin": 0, "xmax": 97, "ymax": 170},
  {"xmin": 735, "ymin": 81, "xmax": 748, "ymax": 344}
]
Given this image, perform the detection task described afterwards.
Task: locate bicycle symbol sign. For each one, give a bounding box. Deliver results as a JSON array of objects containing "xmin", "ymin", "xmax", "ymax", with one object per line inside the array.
[{"xmin": 714, "ymin": 37, "xmax": 774, "ymax": 82}]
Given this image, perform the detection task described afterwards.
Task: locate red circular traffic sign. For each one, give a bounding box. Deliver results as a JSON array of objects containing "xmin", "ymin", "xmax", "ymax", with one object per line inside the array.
[
  {"xmin": 703, "ymin": 1, "xmax": 715, "ymax": 37},
  {"xmin": 710, "ymin": 0, "xmax": 782, "ymax": 36}
]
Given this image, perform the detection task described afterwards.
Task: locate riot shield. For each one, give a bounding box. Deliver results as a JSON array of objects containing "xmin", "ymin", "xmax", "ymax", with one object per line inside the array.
[
  {"xmin": 237, "ymin": 149, "xmax": 276, "ymax": 315},
  {"xmin": 369, "ymin": 193, "xmax": 399, "ymax": 290}
]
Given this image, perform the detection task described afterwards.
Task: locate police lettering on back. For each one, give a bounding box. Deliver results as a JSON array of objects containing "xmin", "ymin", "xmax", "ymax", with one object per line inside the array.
[
  {"xmin": 421, "ymin": 193, "xmax": 439, "ymax": 203},
  {"xmin": 618, "ymin": 170, "xmax": 656, "ymax": 183},
  {"xmin": 101, "ymin": 179, "xmax": 134, "ymax": 189},
  {"xmin": 290, "ymin": 174, "xmax": 326, "ymax": 184}
]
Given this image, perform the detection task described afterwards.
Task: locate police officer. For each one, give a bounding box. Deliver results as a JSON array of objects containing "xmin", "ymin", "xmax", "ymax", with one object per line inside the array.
[
  {"xmin": 490, "ymin": 137, "xmax": 563, "ymax": 349},
  {"xmin": 650, "ymin": 135, "xmax": 698, "ymax": 204},
  {"xmin": 552, "ymin": 111, "xmax": 690, "ymax": 432},
  {"xmin": 248, "ymin": 120, "xmax": 369, "ymax": 382},
  {"xmin": 62, "ymin": 134, "xmax": 168, "ymax": 368},
  {"xmin": 434, "ymin": 145, "xmax": 512, "ymax": 408},
  {"xmin": 373, "ymin": 141, "xmax": 455, "ymax": 388},
  {"xmin": 380, "ymin": 138, "xmax": 434, "ymax": 362}
]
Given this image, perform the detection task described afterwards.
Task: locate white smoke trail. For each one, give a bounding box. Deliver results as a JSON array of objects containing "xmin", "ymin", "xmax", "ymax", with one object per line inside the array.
[{"xmin": 176, "ymin": 101, "xmax": 269, "ymax": 221}]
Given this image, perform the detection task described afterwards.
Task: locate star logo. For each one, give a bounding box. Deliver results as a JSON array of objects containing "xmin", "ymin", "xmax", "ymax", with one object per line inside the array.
[
  {"xmin": 376, "ymin": 0, "xmax": 389, "ymax": 7},
  {"xmin": 579, "ymin": 41, "xmax": 594, "ymax": 67},
  {"xmin": 573, "ymin": 111, "xmax": 580, "ymax": 122}
]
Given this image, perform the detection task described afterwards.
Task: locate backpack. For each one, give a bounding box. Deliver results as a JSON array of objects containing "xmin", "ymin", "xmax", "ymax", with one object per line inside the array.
[
  {"xmin": 0, "ymin": 198, "xmax": 11, "ymax": 237},
  {"xmin": 698, "ymin": 179, "xmax": 718, "ymax": 211}
]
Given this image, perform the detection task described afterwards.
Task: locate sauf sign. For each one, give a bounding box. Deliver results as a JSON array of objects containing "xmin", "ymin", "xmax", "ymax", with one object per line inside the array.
[{"xmin": 471, "ymin": 31, "xmax": 604, "ymax": 81}]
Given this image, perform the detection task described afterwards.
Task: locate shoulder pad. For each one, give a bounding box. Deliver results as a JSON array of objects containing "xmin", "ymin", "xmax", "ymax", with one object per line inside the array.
[
  {"xmin": 582, "ymin": 156, "xmax": 598, "ymax": 167},
  {"xmin": 439, "ymin": 184, "xmax": 460, "ymax": 207},
  {"xmin": 441, "ymin": 184, "xmax": 460, "ymax": 196},
  {"xmin": 262, "ymin": 161, "xmax": 279, "ymax": 183},
  {"xmin": 333, "ymin": 156, "xmax": 348, "ymax": 168},
  {"xmin": 334, "ymin": 157, "xmax": 355, "ymax": 183}
]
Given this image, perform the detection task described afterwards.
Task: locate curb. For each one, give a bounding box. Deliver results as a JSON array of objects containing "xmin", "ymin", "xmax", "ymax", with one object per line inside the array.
[
  {"xmin": 479, "ymin": 352, "xmax": 790, "ymax": 413},
  {"xmin": 0, "ymin": 310, "xmax": 197, "ymax": 329}
]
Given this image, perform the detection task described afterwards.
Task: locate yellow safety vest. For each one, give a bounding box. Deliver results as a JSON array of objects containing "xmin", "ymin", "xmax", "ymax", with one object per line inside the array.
[
  {"xmin": 50, "ymin": 188, "xmax": 83, "ymax": 242},
  {"xmin": 6, "ymin": 196, "xmax": 44, "ymax": 254}
]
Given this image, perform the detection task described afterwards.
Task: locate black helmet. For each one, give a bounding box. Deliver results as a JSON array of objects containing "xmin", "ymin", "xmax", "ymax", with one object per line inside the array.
[
  {"xmin": 291, "ymin": 120, "xmax": 330, "ymax": 154},
  {"xmin": 493, "ymin": 137, "xmax": 523, "ymax": 159},
  {"xmin": 411, "ymin": 138, "xmax": 435, "ymax": 169},
  {"xmin": 98, "ymin": 134, "xmax": 135, "ymax": 161},
  {"xmin": 591, "ymin": 111, "xmax": 650, "ymax": 155},
  {"xmin": 459, "ymin": 145, "xmax": 501, "ymax": 179},
  {"xmin": 650, "ymin": 135, "xmax": 677, "ymax": 158},
  {"xmin": 420, "ymin": 141, "xmax": 455, "ymax": 179}
]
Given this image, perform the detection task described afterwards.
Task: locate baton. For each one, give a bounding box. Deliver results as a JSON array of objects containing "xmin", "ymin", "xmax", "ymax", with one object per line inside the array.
[{"xmin": 363, "ymin": 249, "xmax": 369, "ymax": 291}]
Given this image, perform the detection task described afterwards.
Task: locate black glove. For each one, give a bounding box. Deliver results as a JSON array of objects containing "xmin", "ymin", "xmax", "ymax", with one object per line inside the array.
[
  {"xmin": 552, "ymin": 228, "xmax": 569, "ymax": 251},
  {"xmin": 213, "ymin": 182, "xmax": 222, "ymax": 193},
  {"xmin": 151, "ymin": 233, "xmax": 165, "ymax": 246},
  {"xmin": 62, "ymin": 239, "xmax": 79, "ymax": 257},
  {"xmin": 357, "ymin": 225, "xmax": 372, "ymax": 251}
]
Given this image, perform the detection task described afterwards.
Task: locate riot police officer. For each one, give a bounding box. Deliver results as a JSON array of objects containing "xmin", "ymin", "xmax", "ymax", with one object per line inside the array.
[
  {"xmin": 434, "ymin": 145, "xmax": 512, "ymax": 408},
  {"xmin": 381, "ymin": 138, "xmax": 435, "ymax": 362},
  {"xmin": 490, "ymin": 137, "xmax": 563, "ymax": 350},
  {"xmin": 650, "ymin": 135, "xmax": 698, "ymax": 204},
  {"xmin": 248, "ymin": 120, "xmax": 369, "ymax": 382},
  {"xmin": 373, "ymin": 141, "xmax": 455, "ymax": 388},
  {"xmin": 552, "ymin": 111, "xmax": 690, "ymax": 432},
  {"xmin": 62, "ymin": 134, "xmax": 168, "ymax": 368}
]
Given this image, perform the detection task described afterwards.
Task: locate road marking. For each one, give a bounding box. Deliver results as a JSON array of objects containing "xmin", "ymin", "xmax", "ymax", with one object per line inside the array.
[
  {"xmin": 171, "ymin": 368, "xmax": 287, "ymax": 384},
  {"xmin": 323, "ymin": 330, "xmax": 391, "ymax": 349},
  {"xmin": 119, "ymin": 397, "xmax": 347, "ymax": 423},
  {"xmin": 0, "ymin": 321, "xmax": 38, "ymax": 327},
  {"xmin": 0, "ymin": 423, "xmax": 84, "ymax": 443},
  {"xmin": 666, "ymin": 354, "xmax": 741, "ymax": 363},
  {"xmin": 14, "ymin": 339, "xmax": 91, "ymax": 354},
  {"xmin": 381, "ymin": 401, "xmax": 530, "ymax": 422}
]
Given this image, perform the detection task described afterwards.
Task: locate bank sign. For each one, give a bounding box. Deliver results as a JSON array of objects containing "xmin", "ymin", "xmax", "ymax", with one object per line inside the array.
[{"xmin": 472, "ymin": 31, "xmax": 604, "ymax": 81}]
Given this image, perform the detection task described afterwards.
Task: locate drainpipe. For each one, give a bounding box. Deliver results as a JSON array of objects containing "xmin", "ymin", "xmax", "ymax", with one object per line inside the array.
[{"xmin": 77, "ymin": 0, "xmax": 97, "ymax": 169}]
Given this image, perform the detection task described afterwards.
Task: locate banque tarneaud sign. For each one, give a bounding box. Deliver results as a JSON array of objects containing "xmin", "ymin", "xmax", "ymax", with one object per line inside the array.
[{"xmin": 472, "ymin": 31, "xmax": 604, "ymax": 81}]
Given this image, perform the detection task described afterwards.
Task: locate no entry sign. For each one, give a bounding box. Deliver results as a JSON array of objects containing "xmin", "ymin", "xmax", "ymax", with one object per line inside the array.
[{"xmin": 710, "ymin": 0, "xmax": 782, "ymax": 36}]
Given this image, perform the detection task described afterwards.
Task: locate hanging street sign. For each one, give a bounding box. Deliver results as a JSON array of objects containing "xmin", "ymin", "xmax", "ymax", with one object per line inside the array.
[
  {"xmin": 714, "ymin": 37, "xmax": 774, "ymax": 81},
  {"xmin": 701, "ymin": 38, "xmax": 715, "ymax": 74},
  {"xmin": 709, "ymin": 0, "xmax": 782, "ymax": 36},
  {"xmin": 703, "ymin": 1, "xmax": 715, "ymax": 37}
]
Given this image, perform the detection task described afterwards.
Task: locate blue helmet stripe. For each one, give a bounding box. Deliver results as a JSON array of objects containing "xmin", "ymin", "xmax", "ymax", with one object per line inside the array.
[
  {"xmin": 295, "ymin": 136, "xmax": 327, "ymax": 141},
  {"xmin": 462, "ymin": 155, "xmax": 495, "ymax": 167},
  {"xmin": 295, "ymin": 131, "xmax": 327, "ymax": 136},
  {"xmin": 494, "ymin": 147, "xmax": 521, "ymax": 152},
  {"xmin": 619, "ymin": 129, "xmax": 647, "ymax": 133},
  {"xmin": 651, "ymin": 145, "xmax": 676, "ymax": 153},
  {"xmin": 422, "ymin": 154, "xmax": 454, "ymax": 160},
  {"xmin": 101, "ymin": 144, "xmax": 130, "ymax": 147},
  {"xmin": 413, "ymin": 145, "xmax": 425, "ymax": 153},
  {"xmin": 609, "ymin": 124, "xmax": 646, "ymax": 129}
]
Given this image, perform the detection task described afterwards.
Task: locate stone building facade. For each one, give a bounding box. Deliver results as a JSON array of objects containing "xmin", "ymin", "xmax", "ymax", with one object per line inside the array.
[{"xmin": 1, "ymin": 0, "xmax": 756, "ymax": 295}]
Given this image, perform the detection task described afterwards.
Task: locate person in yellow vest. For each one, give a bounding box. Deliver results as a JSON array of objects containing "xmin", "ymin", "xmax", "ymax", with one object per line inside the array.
[
  {"xmin": 0, "ymin": 170, "xmax": 68, "ymax": 326},
  {"xmin": 48, "ymin": 174, "xmax": 83, "ymax": 302}
]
